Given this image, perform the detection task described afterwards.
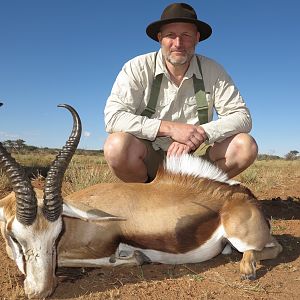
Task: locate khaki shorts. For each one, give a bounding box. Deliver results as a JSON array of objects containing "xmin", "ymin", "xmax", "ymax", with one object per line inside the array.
[{"xmin": 141, "ymin": 139, "xmax": 212, "ymax": 181}]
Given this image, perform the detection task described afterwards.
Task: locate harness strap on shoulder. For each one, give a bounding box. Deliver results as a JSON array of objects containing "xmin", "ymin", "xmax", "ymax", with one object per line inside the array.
[
  {"xmin": 141, "ymin": 52, "xmax": 162, "ymax": 117},
  {"xmin": 194, "ymin": 56, "xmax": 208, "ymax": 124}
]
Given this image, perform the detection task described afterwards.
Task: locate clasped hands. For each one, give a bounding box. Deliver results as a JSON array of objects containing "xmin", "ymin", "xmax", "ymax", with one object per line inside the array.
[{"xmin": 158, "ymin": 121, "xmax": 207, "ymax": 157}]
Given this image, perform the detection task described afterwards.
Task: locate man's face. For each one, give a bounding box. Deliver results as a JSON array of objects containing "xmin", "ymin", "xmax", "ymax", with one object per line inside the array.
[{"xmin": 158, "ymin": 22, "xmax": 199, "ymax": 66}]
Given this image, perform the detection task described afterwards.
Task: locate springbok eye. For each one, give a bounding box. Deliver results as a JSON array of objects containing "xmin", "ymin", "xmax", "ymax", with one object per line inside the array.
[
  {"xmin": 8, "ymin": 233, "xmax": 24, "ymax": 255},
  {"xmin": 9, "ymin": 234, "xmax": 19, "ymax": 244}
]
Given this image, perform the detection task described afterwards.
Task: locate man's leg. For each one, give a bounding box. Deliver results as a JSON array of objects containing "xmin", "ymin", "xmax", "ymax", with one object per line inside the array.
[
  {"xmin": 208, "ymin": 133, "xmax": 258, "ymax": 178},
  {"xmin": 104, "ymin": 132, "xmax": 164, "ymax": 182},
  {"xmin": 104, "ymin": 133, "xmax": 148, "ymax": 182}
]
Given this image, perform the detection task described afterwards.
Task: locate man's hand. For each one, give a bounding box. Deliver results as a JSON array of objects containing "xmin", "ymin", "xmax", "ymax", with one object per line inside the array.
[
  {"xmin": 167, "ymin": 141, "xmax": 191, "ymax": 157},
  {"xmin": 158, "ymin": 120, "xmax": 207, "ymax": 151}
]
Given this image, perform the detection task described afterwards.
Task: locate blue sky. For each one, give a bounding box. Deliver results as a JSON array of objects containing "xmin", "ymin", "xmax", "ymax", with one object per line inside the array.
[{"xmin": 0, "ymin": 0, "xmax": 299, "ymax": 157}]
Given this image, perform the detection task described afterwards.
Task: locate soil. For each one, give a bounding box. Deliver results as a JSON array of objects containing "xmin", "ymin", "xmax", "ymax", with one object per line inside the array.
[{"xmin": 0, "ymin": 179, "xmax": 299, "ymax": 300}]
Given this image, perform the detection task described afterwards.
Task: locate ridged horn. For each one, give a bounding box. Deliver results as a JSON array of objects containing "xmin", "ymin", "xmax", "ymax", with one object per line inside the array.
[
  {"xmin": 43, "ymin": 104, "xmax": 82, "ymax": 222},
  {"xmin": 0, "ymin": 103, "xmax": 37, "ymax": 225}
]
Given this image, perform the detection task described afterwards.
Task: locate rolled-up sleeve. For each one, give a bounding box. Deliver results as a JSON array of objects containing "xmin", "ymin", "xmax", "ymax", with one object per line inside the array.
[{"xmin": 104, "ymin": 55, "xmax": 161, "ymax": 141}]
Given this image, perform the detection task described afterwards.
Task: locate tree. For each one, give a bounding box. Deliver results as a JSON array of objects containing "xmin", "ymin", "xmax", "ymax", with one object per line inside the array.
[
  {"xmin": 1, "ymin": 139, "xmax": 27, "ymax": 152},
  {"xmin": 2, "ymin": 140, "xmax": 14, "ymax": 150},
  {"xmin": 285, "ymin": 150, "xmax": 299, "ymax": 160},
  {"xmin": 15, "ymin": 139, "xmax": 26, "ymax": 150}
]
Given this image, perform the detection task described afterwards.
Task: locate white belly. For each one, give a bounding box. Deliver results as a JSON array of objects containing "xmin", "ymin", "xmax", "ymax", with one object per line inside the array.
[{"xmin": 119, "ymin": 225, "xmax": 225, "ymax": 264}]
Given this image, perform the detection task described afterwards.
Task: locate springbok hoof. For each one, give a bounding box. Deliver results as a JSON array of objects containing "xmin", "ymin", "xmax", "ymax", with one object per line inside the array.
[
  {"xmin": 241, "ymin": 273, "xmax": 256, "ymax": 281},
  {"xmin": 109, "ymin": 254, "xmax": 116, "ymax": 263},
  {"xmin": 133, "ymin": 250, "xmax": 151, "ymax": 265}
]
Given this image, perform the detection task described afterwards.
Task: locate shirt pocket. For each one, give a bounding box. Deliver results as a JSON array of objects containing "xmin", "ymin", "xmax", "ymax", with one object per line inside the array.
[
  {"xmin": 183, "ymin": 96, "xmax": 197, "ymax": 120},
  {"xmin": 154, "ymin": 89, "xmax": 176, "ymax": 118}
]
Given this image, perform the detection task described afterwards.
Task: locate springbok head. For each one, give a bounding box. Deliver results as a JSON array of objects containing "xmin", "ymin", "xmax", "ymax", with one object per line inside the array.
[{"xmin": 0, "ymin": 103, "xmax": 119, "ymax": 299}]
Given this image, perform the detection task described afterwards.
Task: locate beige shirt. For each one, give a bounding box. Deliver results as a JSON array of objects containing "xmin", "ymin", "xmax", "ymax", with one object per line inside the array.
[{"xmin": 104, "ymin": 50, "xmax": 252, "ymax": 151}]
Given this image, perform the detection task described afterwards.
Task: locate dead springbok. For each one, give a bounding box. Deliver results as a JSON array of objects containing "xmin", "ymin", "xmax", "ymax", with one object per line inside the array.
[{"xmin": 0, "ymin": 103, "xmax": 282, "ymax": 299}]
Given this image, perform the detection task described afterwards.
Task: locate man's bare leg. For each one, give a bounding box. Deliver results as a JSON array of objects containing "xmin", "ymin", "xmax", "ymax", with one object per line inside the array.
[
  {"xmin": 208, "ymin": 133, "xmax": 258, "ymax": 178},
  {"xmin": 104, "ymin": 132, "xmax": 148, "ymax": 182}
]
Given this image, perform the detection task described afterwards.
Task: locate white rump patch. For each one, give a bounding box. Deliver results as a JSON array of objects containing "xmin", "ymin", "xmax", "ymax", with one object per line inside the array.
[{"xmin": 164, "ymin": 154, "xmax": 238, "ymax": 185}]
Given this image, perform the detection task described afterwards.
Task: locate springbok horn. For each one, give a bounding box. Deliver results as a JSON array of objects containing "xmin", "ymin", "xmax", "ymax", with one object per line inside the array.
[
  {"xmin": 43, "ymin": 104, "xmax": 82, "ymax": 222},
  {"xmin": 0, "ymin": 103, "xmax": 37, "ymax": 225}
]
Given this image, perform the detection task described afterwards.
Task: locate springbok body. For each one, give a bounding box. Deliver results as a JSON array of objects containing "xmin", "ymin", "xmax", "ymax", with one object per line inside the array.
[{"xmin": 0, "ymin": 103, "xmax": 282, "ymax": 299}]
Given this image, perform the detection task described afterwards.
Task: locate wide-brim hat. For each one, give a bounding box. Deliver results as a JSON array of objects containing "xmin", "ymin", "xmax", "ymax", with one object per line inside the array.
[{"xmin": 146, "ymin": 3, "xmax": 212, "ymax": 42}]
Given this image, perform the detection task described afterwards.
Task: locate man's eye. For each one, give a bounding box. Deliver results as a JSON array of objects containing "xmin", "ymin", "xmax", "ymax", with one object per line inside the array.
[{"xmin": 165, "ymin": 34, "xmax": 176, "ymax": 39}]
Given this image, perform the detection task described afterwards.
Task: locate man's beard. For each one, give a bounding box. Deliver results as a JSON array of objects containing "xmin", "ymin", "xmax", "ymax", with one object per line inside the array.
[{"xmin": 162, "ymin": 47, "xmax": 194, "ymax": 66}]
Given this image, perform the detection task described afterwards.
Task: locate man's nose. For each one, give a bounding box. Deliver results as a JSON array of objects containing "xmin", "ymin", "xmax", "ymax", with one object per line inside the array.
[{"xmin": 174, "ymin": 36, "xmax": 183, "ymax": 47}]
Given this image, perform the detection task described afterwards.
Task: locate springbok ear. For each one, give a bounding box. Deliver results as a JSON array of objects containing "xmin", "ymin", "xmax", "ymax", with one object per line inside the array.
[
  {"xmin": 62, "ymin": 201, "xmax": 126, "ymax": 222},
  {"xmin": 0, "ymin": 207, "xmax": 4, "ymax": 221}
]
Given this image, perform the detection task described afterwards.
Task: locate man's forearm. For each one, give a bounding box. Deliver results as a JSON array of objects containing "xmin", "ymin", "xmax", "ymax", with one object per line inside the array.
[{"xmin": 157, "ymin": 120, "xmax": 174, "ymax": 137}]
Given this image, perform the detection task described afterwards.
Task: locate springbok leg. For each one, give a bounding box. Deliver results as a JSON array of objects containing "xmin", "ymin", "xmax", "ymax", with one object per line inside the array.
[{"xmin": 240, "ymin": 238, "xmax": 282, "ymax": 279}]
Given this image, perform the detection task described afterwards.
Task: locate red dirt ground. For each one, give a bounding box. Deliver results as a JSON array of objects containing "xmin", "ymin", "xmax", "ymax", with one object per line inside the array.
[{"xmin": 0, "ymin": 178, "xmax": 299, "ymax": 300}]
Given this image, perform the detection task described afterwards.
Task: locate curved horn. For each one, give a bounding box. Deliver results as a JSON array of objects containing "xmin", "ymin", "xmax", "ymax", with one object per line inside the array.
[
  {"xmin": 0, "ymin": 103, "xmax": 37, "ymax": 225},
  {"xmin": 43, "ymin": 104, "xmax": 82, "ymax": 222}
]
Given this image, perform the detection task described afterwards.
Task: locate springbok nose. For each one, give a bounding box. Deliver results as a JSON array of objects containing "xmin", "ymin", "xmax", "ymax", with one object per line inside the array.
[{"xmin": 24, "ymin": 276, "xmax": 57, "ymax": 299}]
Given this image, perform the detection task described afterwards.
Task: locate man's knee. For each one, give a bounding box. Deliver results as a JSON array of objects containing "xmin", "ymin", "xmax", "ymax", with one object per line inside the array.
[
  {"xmin": 104, "ymin": 133, "xmax": 131, "ymax": 165},
  {"xmin": 233, "ymin": 133, "xmax": 258, "ymax": 164},
  {"xmin": 104, "ymin": 133, "xmax": 148, "ymax": 167}
]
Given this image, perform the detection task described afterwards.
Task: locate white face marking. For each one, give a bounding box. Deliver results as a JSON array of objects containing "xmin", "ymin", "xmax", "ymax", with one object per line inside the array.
[
  {"xmin": 118, "ymin": 225, "xmax": 225, "ymax": 264},
  {"xmin": 7, "ymin": 235, "xmax": 26, "ymax": 274},
  {"xmin": 11, "ymin": 216, "xmax": 62, "ymax": 298}
]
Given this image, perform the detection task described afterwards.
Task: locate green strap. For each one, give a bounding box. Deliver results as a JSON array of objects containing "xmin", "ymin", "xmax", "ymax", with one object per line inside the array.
[
  {"xmin": 141, "ymin": 52, "xmax": 162, "ymax": 118},
  {"xmin": 193, "ymin": 56, "xmax": 208, "ymax": 124},
  {"xmin": 141, "ymin": 54, "xmax": 208, "ymax": 124},
  {"xmin": 141, "ymin": 73, "xmax": 163, "ymax": 117}
]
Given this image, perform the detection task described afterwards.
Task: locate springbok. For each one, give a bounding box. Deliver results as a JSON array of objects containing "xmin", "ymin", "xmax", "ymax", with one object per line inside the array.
[{"xmin": 0, "ymin": 103, "xmax": 282, "ymax": 299}]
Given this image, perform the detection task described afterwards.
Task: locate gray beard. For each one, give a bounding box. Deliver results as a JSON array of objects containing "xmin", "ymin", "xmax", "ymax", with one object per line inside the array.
[
  {"xmin": 162, "ymin": 49, "xmax": 194, "ymax": 66},
  {"xmin": 167, "ymin": 55, "xmax": 188, "ymax": 66}
]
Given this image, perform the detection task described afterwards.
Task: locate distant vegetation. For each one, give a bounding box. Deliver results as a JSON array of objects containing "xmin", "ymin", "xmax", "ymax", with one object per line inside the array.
[
  {"xmin": 0, "ymin": 139, "xmax": 103, "ymax": 156},
  {"xmin": 0, "ymin": 139, "xmax": 300, "ymax": 199},
  {"xmin": 1, "ymin": 139, "xmax": 299, "ymax": 161}
]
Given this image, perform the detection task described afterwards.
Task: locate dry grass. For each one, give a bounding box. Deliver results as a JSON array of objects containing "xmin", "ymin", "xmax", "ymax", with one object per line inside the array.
[
  {"xmin": 0, "ymin": 153, "xmax": 117, "ymax": 196},
  {"xmin": 2, "ymin": 267, "xmax": 25, "ymax": 300},
  {"xmin": 1, "ymin": 154, "xmax": 300, "ymax": 197},
  {"xmin": 64, "ymin": 160, "xmax": 118, "ymax": 195},
  {"xmin": 0, "ymin": 169, "xmax": 10, "ymax": 193},
  {"xmin": 12, "ymin": 153, "xmax": 55, "ymax": 168},
  {"xmin": 236, "ymin": 159, "xmax": 300, "ymax": 193}
]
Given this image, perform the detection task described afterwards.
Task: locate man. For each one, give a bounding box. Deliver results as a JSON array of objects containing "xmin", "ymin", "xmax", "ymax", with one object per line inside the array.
[{"xmin": 104, "ymin": 3, "xmax": 258, "ymax": 183}]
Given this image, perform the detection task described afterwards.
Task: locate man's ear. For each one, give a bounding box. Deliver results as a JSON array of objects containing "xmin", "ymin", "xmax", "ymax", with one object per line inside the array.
[
  {"xmin": 0, "ymin": 207, "xmax": 4, "ymax": 221},
  {"xmin": 62, "ymin": 201, "xmax": 125, "ymax": 222},
  {"xmin": 157, "ymin": 32, "xmax": 162, "ymax": 43},
  {"xmin": 196, "ymin": 31, "xmax": 200, "ymax": 43}
]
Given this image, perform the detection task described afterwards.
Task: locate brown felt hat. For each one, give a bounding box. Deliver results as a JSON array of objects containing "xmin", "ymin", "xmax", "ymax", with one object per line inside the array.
[{"xmin": 146, "ymin": 3, "xmax": 212, "ymax": 42}]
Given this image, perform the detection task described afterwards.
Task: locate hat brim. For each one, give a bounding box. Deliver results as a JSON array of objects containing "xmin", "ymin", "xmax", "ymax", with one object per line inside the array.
[{"xmin": 146, "ymin": 18, "xmax": 212, "ymax": 42}]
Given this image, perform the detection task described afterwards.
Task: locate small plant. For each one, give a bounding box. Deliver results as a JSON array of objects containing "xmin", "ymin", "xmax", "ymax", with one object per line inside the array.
[
  {"xmin": 63, "ymin": 159, "xmax": 117, "ymax": 195},
  {"xmin": 238, "ymin": 168, "xmax": 258, "ymax": 185},
  {"xmin": 0, "ymin": 168, "xmax": 10, "ymax": 193}
]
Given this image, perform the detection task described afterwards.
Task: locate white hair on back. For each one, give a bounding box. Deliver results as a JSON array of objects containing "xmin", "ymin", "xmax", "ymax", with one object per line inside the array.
[{"xmin": 164, "ymin": 154, "xmax": 238, "ymax": 185}]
